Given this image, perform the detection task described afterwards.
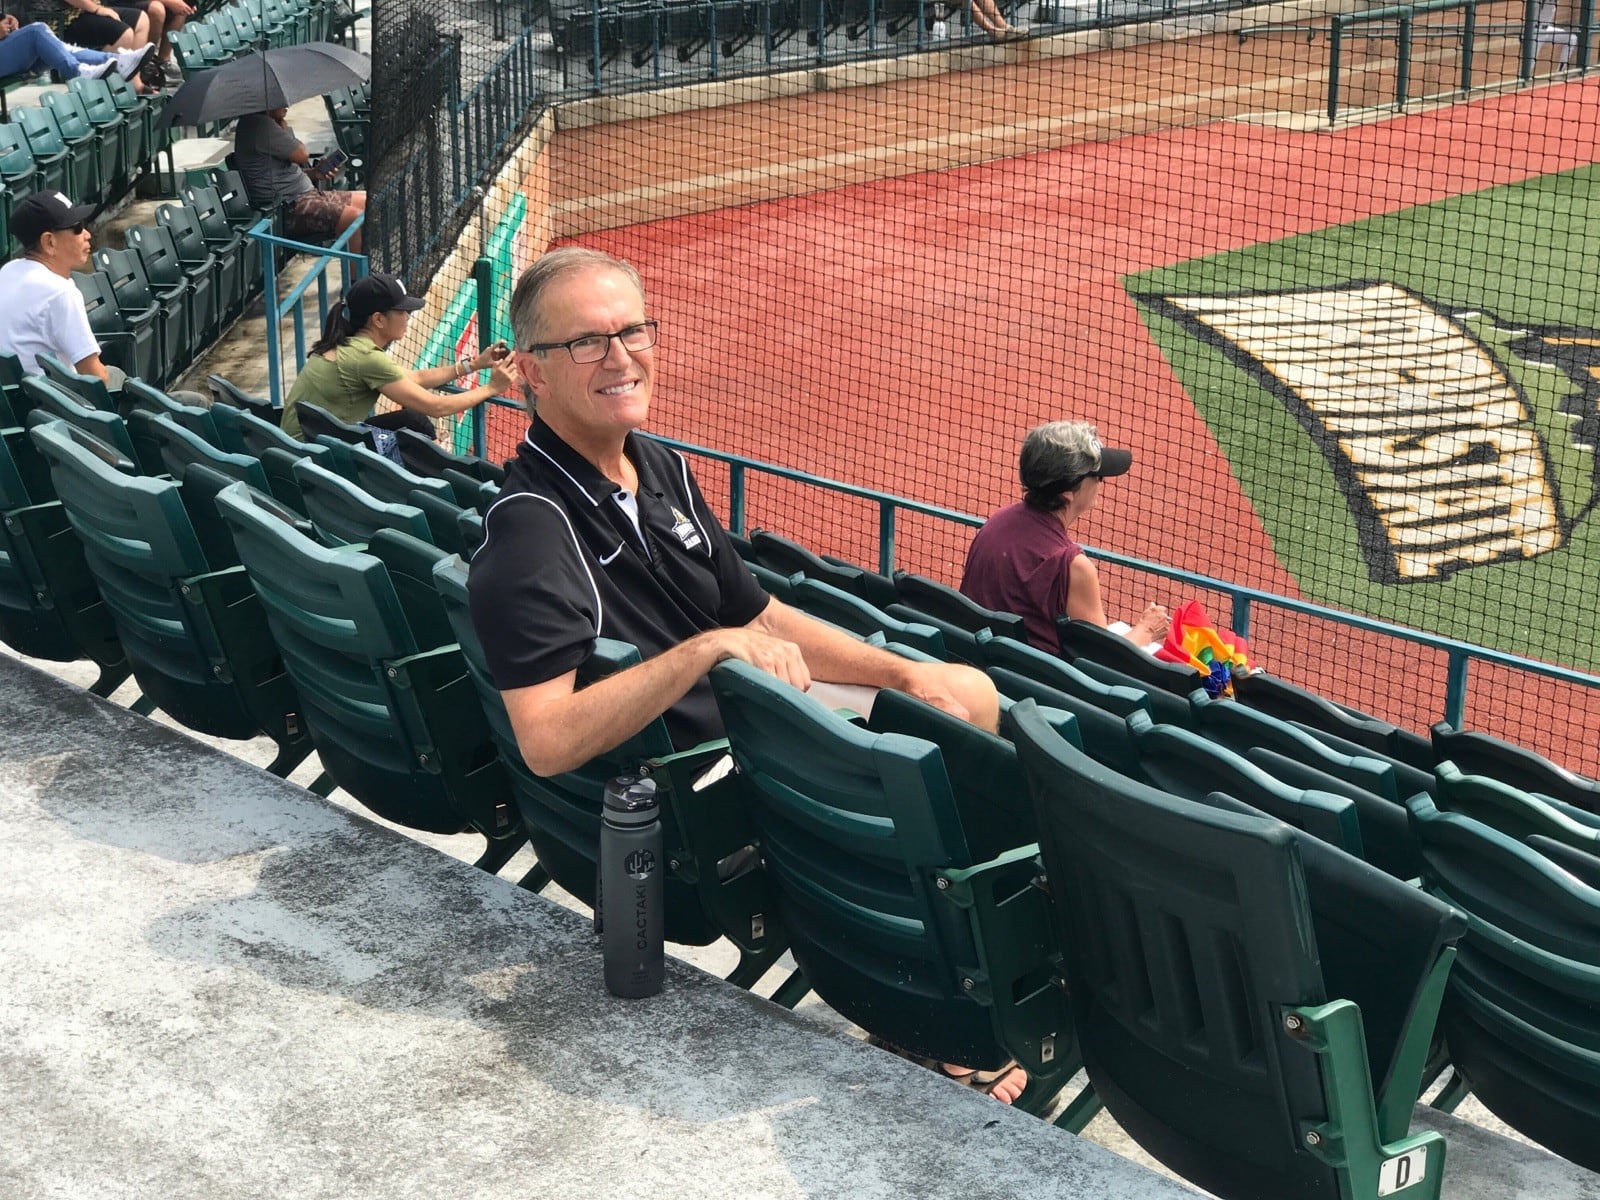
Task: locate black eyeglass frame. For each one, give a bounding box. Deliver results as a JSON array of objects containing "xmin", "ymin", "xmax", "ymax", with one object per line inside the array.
[{"xmin": 524, "ymin": 319, "xmax": 659, "ymax": 363}]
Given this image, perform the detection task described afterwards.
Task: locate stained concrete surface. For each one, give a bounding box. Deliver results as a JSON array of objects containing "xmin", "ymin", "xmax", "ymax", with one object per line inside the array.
[{"xmin": 0, "ymin": 650, "xmax": 1207, "ymax": 1200}]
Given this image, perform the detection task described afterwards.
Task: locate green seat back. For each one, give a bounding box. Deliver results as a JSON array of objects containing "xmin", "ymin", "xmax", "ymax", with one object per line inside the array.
[
  {"xmin": 978, "ymin": 630, "xmax": 1152, "ymax": 718},
  {"xmin": 38, "ymin": 351, "xmax": 118, "ymax": 413},
  {"xmin": 788, "ymin": 576, "xmax": 945, "ymax": 657},
  {"xmin": 126, "ymin": 409, "xmax": 270, "ymax": 494},
  {"xmin": 1407, "ymin": 793, "xmax": 1600, "ymax": 1171},
  {"xmin": 0, "ymin": 122, "xmax": 40, "ymax": 193},
  {"xmin": 13, "ymin": 104, "xmax": 78, "ymax": 198},
  {"xmin": 122, "ymin": 377, "xmax": 219, "ymax": 445},
  {"xmin": 893, "ymin": 569, "xmax": 1028, "ymax": 640},
  {"xmin": 20, "ymin": 376, "xmax": 141, "ymax": 469},
  {"xmin": 290, "ymin": 457, "xmax": 433, "ymax": 546},
  {"xmin": 28, "ymin": 418, "xmax": 298, "ymax": 745},
  {"xmin": 394, "ymin": 425, "xmax": 505, "ymax": 486},
  {"xmin": 94, "ymin": 246, "xmax": 188, "ymax": 381},
  {"xmin": 1126, "ymin": 710, "xmax": 1364, "ymax": 857},
  {"xmin": 44, "ymin": 90, "xmax": 119, "ymax": 200},
  {"xmin": 341, "ymin": 440, "xmax": 455, "ymax": 507},
  {"xmin": 1235, "ymin": 669, "xmax": 1434, "ymax": 770},
  {"xmin": 1431, "ymin": 722, "xmax": 1600, "ymax": 817},
  {"xmin": 713, "ymin": 657, "xmax": 1036, "ymax": 1071},
  {"xmin": 1013, "ymin": 701, "xmax": 1463, "ymax": 1200},
  {"xmin": 1057, "ymin": 616, "xmax": 1207, "ymax": 698},
  {"xmin": 1193, "ymin": 694, "xmax": 1402, "ymax": 802},
  {"xmin": 207, "ymin": 375, "xmax": 279, "ymax": 423},
  {"xmin": 1433, "ymin": 761, "xmax": 1600, "ymax": 852},
  {"xmin": 214, "ymin": 480, "xmax": 505, "ymax": 835}
]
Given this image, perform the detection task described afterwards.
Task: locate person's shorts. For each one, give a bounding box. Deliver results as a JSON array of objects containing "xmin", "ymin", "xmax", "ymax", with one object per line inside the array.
[
  {"xmin": 61, "ymin": 10, "xmax": 136, "ymax": 46},
  {"xmin": 284, "ymin": 189, "xmax": 356, "ymax": 239}
]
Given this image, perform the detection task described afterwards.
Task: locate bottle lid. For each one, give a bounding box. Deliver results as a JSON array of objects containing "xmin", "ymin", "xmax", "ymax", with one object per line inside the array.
[{"xmin": 603, "ymin": 775, "xmax": 658, "ymax": 823}]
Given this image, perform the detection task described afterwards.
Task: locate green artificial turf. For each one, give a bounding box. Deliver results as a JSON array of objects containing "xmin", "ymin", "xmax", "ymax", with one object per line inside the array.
[{"xmin": 1128, "ymin": 163, "xmax": 1600, "ymax": 671}]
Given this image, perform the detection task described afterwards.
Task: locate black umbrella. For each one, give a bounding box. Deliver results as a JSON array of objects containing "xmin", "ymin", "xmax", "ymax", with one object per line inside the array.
[{"xmin": 156, "ymin": 42, "xmax": 370, "ymax": 129}]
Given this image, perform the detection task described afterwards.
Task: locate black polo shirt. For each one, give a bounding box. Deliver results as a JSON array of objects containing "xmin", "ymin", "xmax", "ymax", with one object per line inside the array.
[{"xmin": 467, "ymin": 416, "xmax": 770, "ymax": 749}]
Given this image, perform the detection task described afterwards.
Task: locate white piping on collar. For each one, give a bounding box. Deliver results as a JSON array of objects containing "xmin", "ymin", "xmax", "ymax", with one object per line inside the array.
[{"xmin": 523, "ymin": 430, "xmax": 602, "ymax": 506}]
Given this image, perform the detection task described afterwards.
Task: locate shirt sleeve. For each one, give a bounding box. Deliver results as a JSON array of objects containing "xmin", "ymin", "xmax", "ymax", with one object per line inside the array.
[
  {"xmin": 468, "ymin": 492, "xmax": 600, "ymax": 690},
  {"xmin": 259, "ymin": 119, "xmax": 304, "ymax": 162},
  {"xmin": 54, "ymin": 286, "xmax": 100, "ymax": 367},
  {"xmin": 353, "ymin": 347, "xmax": 407, "ymax": 393},
  {"xmin": 678, "ymin": 457, "xmax": 770, "ymax": 627}
]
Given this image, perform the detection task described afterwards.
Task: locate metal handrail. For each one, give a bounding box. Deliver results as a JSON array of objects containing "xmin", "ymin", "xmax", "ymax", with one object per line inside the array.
[{"xmin": 249, "ymin": 216, "xmax": 368, "ymax": 408}]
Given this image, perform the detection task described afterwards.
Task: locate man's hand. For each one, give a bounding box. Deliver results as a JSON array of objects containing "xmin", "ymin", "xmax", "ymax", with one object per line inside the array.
[{"xmin": 705, "ymin": 627, "xmax": 811, "ymax": 692}]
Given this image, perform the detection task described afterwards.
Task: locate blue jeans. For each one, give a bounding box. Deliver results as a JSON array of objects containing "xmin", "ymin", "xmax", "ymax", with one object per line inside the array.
[{"xmin": 0, "ymin": 22, "xmax": 111, "ymax": 81}]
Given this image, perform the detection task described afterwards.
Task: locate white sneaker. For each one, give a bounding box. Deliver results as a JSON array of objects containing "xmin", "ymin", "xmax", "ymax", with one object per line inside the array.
[
  {"xmin": 931, "ymin": 18, "xmax": 948, "ymax": 36},
  {"xmin": 83, "ymin": 58, "xmax": 119, "ymax": 79},
  {"xmin": 112, "ymin": 44, "xmax": 157, "ymax": 81}
]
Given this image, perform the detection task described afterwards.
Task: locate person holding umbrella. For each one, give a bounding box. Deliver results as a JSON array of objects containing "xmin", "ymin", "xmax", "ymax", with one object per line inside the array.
[{"xmin": 233, "ymin": 103, "xmax": 364, "ymax": 249}]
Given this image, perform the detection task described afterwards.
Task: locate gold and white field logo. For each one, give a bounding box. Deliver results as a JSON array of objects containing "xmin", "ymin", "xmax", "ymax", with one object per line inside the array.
[{"xmin": 1143, "ymin": 280, "xmax": 1599, "ymax": 584}]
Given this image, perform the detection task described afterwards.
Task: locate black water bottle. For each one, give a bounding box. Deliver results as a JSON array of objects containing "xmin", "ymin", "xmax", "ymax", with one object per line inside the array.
[{"xmin": 599, "ymin": 774, "xmax": 665, "ymax": 998}]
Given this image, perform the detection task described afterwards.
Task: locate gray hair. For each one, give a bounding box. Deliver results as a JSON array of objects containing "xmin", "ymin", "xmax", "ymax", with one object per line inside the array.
[
  {"xmin": 1019, "ymin": 420, "xmax": 1101, "ymax": 511},
  {"xmin": 508, "ymin": 247, "xmax": 645, "ymax": 348}
]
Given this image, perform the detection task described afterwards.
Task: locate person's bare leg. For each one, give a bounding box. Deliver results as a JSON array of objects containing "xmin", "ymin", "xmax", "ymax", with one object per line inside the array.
[
  {"xmin": 333, "ymin": 204, "xmax": 362, "ymax": 252},
  {"xmin": 143, "ymin": 1, "xmax": 165, "ymax": 55},
  {"xmin": 969, "ymin": 0, "xmax": 1010, "ymax": 33},
  {"xmin": 157, "ymin": 1, "xmax": 187, "ymax": 60}
]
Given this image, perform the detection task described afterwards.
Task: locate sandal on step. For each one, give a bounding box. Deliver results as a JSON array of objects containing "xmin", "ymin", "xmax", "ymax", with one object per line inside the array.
[{"xmin": 866, "ymin": 1035, "xmax": 1028, "ymax": 1102}]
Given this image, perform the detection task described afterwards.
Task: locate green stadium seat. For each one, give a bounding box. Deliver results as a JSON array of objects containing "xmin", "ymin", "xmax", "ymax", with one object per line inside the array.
[
  {"xmin": 1433, "ymin": 760, "xmax": 1600, "ymax": 852},
  {"xmin": 158, "ymin": 203, "xmax": 242, "ymax": 328},
  {"xmin": 711, "ymin": 659, "xmax": 1095, "ymax": 1120},
  {"xmin": 1234, "ymin": 669, "xmax": 1435, "ymax": 770},
  {"xmin": 29, "ymin": 420, "xmax": 316, "ymax": 774},
  {"xmin": 0, "ymin": 351, "xmax": 26, "ymax": 424},
  {"xmin": 20, "ymin": 376, "xmax": 146, "ymax": 472},
  {"xmin": 1407, "ymin": 792, "xmax": 1600, "ymax": 1171},
  {"xmin": 0, "ymin": 122, "xmax": 41, "ymax": 213},
  {"xmin": 743, "ymin": 559, "xmax": 793, "ymax": 599},
  {"xmin": 71, "ymin": 269, "xmax": 160, "ymax": 385},
  {"xmin": 1056, "ymin": 615, "xmax": 1206, "ymax": 698},
  {"xmin": 44, "ymin": 90, "xmax": 120, "ymax": 204},
  {"xmin": 207, "ymin": 402, "xmax": 328, "ymax": 514},
  {"xmin": 393, "ymin": 426, "xmax": 506, "ymax": 487},
  {"xmin": 786, "ymin": 575, "xmax": 945, "ymax": 657},
  {"xmin": 0, "ymin": 414, "xmax": 127, "ymax": 693},
  {"xmin": 290, "ymin": 457, "xmax": 433, "ymax": 546},
  {"xmin": 1125, "ymin": 709, "xmax": 1364, "ymax": 855},
  {"xmin": 125, "ymin": 223, "xmax": 214, "ymax": 362},
  {"xmin": 207, "ymin": 375, "xmax": 279, "ymax": 424},
  {"xmin": 212, "ymin": 480, "xmax": 522, "ymax": 847},
  {"xmin": 403, "ymin": 488, "xmax": 476, "ymax": 558},
  {"xmin": 336, "ymin": 440, "xmax": 455, "ymax": 509},
  {"xmin": 295, "ymin": 399, "xmax": 373, "ymax": 457},
  {"xmin": 68, "ymin": 77, "xmax": 142, "ymax": 191},
  {"xmin": 892, "ymin": 569, "xmax": 1028, "ymax": 641},
  {"xmin": 1430, "ymin": 722, "xmax": 1600, "ymax": 817},
  {"xmin": 322, "ymin": 86, "xmax": 368, "ymax": 185},
  {"xmin": 439, "ymin": 468, "xmax": 498, "ymax": 514},
  {"xmin": 95, "ymin": 247, "xmax": 190, "ymax": 382},
  {"xmin": 182, "ymin": 183, "xmax": 261, "ymax": 304},
  {"xmin": 13, "ymin": 104, "xmax": 90, "ymax": 204},
  {"xmin": 431, "ymin": 554, "xmax": 792, "ymax": 980},
  {"xmin": 1011, "ymin": 699, "xmax": 1465, "ymax": 1200},
  {"xmin": 750, "ymin": 527, "xmax": 883, "ymax": 601},
  {"xmin": 126, "ymin": 409, "xmax": 268, "ymax": 492}
]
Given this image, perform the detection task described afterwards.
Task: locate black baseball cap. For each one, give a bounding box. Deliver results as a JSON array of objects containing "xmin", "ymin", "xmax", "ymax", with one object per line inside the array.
[
  {"xmin": 344, "ymin": 272, "xmax": 427, "ymax": 325},
  {"xmin": 11, "ymin": 192, "xmax": 96, "ymax": 249}
]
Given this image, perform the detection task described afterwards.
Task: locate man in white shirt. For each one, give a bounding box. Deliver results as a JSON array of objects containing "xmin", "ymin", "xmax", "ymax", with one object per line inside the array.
[{"xmin": 0, "ymin": 191, "xmax": 109, "ymax": 381}]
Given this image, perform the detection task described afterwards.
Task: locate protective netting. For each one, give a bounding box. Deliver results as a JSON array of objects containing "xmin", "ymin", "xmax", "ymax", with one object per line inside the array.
[{"xmin": 384, "ymin": 0, "xmax": 1600, "ymax": 770}]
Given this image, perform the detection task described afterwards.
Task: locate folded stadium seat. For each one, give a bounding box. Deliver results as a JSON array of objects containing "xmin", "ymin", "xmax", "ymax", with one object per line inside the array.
[
  {"xmin": 1011, "ymin": 700, "xmax": 1465, "ymax": 1200},
  {"xmin": 125, "ymin": 224, "xmax": 213, "ymax": 363},
  {"xmin": 439, "ymin": 469, "xmax": 498, "ymax": 515},
  {"xmin": 14, "ymin": 104, "xmax": 93, "ymax": 205},
  {"xmin": 0, "ymin": 415, "xmax": 131, "ymax": 693},
  {"xmin": 1233, "ymin": 669, "xmax": 1435, "ymax": 770},
  {"xmin": 205, "ymin": 167, "xmax": 277, "ymax": 238},
  {"xmin": 393, "ymin": 426, "xmax": 506, "ymax": 487},
  {"xmin": 121, "ymin": 378, "xmax": 219, "ymax": 443},
  {"xmin": 749, "ymin": 527, "xmax": 890, "ymax": 604},
  {"xmin": 0, "ymin": 122, "xmax": 40, "ymax": 213},
  {"xmin": 294, "ymin": 399, "xmax": 372, "ymax": 457},
  {"xmin": 209, "ymin": 5, "xmax": 258, "ymax": 55},
  {"xmin": 289, "ymin": 457, "xmax": 432, "ymax": 547},
  {"xmin": 68, "ymin": 77, "xmax": 142, "ymax": 187},
  {"xmin": 19, "ymin": 376, "xmax": 147, "ymax": 472},
  {"xmin": 102, "ymin": 70, "xmax": 168, "ymax": 175},
  {"xmin": 182, "ymin": 184, "xmax": 261, "ymax": 304},
  {"xmin": 1189, "ymin": 692, "xmax": 1426, "ymax": 878},
  {"xmin": 210, "ymin": 481, "xmax": 524, "ymax": 859},
  {"xmin": 71, "ymin": 269, "xmax": 162, "ymax": 385},
  {"xmin": 709, "ymin": 659, "xmax": 1098, "ymax": 1121},
  {"xmin": 29, "ymin": 419, "xmax": 320, "ymax": 775},
  {"xmin": 1056, "ymin": 615, "xmax": 1207, "ymax": 698},
  {"xmin": 1431, "ymin": 761, "xmax": 1600, "ymax": 851},
  {"xmin": 400, "ymin": 489, "xmax": 476, "ymax": 558},
  {"xmin": 891, "ymin": 569, "xmax": 1029, "ymax": 642},
  {"xmin": 0, "ymin": 359, "xmax": 20, "ymax": 428},
  {"xmin": 207, "ymin": 402, "xmax": 329, "ymax": 513},
  {"xmin": 786, "ymin": 575, "xmax": 945, "ymax": 658},
  {"xmin": 743, "ymin": 559, "xmax": 795, "ymax": 599},
  {"xmin": 1126, "ymin": 709, "xmax": 1364, "ymax": 856},
  {"xmin": 207, "ymin": 374, "xmax": 279, "ymax": 423},
  {"xmin": 44, "ymin": 90, "xmax": 122, "ymax": 205},
  {"xmin": 322, "ymin": 87, "xmax": 368, "ymax": 185},
  {"xmin": 334, "ymin": 439, "xmax": 455, "ymax": 509},
  {"xmin": 430, "ymin": 555, "xmax": 797, "ymax": 983},
  {"xmin": 1407, "ymin": 793, "xmax": 1600, "ymax": 1171},
  {"xmin": 158, "ymin": 203, "xmax": 244, "ymax": 328},
  {"xmin": 95, "ymin": 247, "xmax": 190, "ymax": 382},
  {"xmin": 1284, "ymin": 723, "xmax": 1440, "ymax": 803},
  {"xmin": 125, "ymin": 409, "xmax": 271, "ymax": 497},
  {"xmin": 1430, "ymin": 722, "xmax": 1600, "ymax": 816},
  {"xmin": 37, "ymin": 352, "xmax": 120, "ymax": 415}
]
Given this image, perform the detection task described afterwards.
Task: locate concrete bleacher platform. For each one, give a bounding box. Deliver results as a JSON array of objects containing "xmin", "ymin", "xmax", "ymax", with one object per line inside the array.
[
  {"xmin": 0, "ymin": 651, "xmax": 1196, "ymax": 1199},
  {"xmin": 4, "ymin": 647, "xmax": 1599, "ymax": 1199}
]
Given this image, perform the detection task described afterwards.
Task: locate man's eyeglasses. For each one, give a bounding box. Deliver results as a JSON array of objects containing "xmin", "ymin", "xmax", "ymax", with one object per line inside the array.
[{"xmin": 526, "ymin": 320, "xmax": 658, "ymax": 364}]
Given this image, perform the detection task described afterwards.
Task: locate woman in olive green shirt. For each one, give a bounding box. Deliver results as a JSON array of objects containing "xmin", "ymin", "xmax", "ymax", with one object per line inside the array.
[{"xmin": 282, "ymin": 271, "xmax": 518, "ymax": 441}]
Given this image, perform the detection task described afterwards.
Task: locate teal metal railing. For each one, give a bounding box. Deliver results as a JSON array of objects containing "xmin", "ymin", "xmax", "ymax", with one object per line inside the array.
[
  {"xmin": 475, "ymin": 392, "xmax": 1600, "ymax": 732},
  {"xmin": 251, "ymin": 216, "xmax": 369, "ymax": 408}
]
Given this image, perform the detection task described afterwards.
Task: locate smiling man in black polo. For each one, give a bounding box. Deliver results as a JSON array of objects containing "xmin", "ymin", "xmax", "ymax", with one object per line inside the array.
[{"xmin": 467, "ymin": 247, "xmax": 998, "ymax": 778}]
